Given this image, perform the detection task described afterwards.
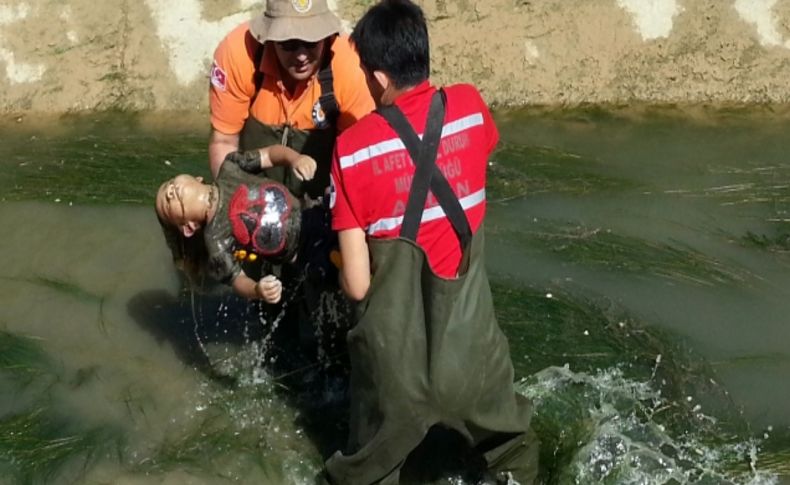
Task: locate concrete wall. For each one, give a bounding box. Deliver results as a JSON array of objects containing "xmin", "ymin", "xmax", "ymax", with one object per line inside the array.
[{"xmin": 2, "ymin": 0, "xmax": 790, "ymax": 112}]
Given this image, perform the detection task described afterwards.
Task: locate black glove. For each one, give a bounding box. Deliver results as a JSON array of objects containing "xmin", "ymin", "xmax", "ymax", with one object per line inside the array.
[{"xmin": 225, "ymin": 150, "xmax": 262, "ymax": 173}]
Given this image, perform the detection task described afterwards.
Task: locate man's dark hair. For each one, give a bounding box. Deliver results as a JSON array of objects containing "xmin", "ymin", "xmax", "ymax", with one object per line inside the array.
[{"xmin": 350, "ymin": 0, "xmax": 429, "ymax": 89}]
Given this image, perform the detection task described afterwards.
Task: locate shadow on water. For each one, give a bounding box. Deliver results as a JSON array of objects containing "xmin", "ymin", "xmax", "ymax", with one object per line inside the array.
[
  {"xmin": 127, "ymin": 280, "xmax": 355, "ymax": 454},
  {"xmin": 127, "ymin": 288, "xmax": 253, "ymax": 383}
]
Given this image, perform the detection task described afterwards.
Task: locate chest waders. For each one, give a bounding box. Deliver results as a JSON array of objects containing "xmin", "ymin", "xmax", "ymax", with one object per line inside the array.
[{"xmin": 325, "ymin": 92, "xmax": 539, "ymax": 485}]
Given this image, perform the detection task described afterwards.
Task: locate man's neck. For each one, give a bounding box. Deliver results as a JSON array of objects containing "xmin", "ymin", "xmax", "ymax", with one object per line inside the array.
[
  {"xmin": 280, "ymin": 73, "xmax": 304, "ymax": 96},
  {"xmin": 380, "ymin": 82, "xmax": 422, "ymax": 107}
]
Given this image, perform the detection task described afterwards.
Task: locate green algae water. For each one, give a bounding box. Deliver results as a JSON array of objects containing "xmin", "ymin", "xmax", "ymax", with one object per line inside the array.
[{"xmin": 0, "ymin": 109, "xmax": 788, "ymax": 484}]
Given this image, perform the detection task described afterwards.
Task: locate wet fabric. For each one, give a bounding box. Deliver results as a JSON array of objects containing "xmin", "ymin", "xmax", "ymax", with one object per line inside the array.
[
  {"xmin": 203, "ymin": 160, "xmax": 275, "ymax": 284},
  {"xmin": 325, "ymin": 232, "xmax": 539, "ymax": 484},
  {"xmin": 238, "ymin": 99, "xmax": 351, "ymax": 357},
  {"xmin": 325, "ymin": 92, "xmax": 538, "ymax": 484},
  {"xmin": 297, "ymin": 198, "xmax": 338, "ymax": 282},
  {"xmin": 228, "ymin": 182, "xmax": 302, "ymax": 264}
]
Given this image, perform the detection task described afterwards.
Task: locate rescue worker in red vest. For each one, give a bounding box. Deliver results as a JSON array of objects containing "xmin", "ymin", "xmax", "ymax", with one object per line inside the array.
[
  {"xmin": 209, "ymin": 0, "xmax": 374, "ymax": 198},
  {"xmin": 324, "ymin": 1, "xmax": 540, "ymax": 483}
]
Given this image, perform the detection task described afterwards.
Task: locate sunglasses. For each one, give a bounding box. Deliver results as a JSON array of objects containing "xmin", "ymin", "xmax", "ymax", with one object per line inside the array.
[{"xmin": 276, "ymin": 39, "xmax": 320, "ymax": 52}]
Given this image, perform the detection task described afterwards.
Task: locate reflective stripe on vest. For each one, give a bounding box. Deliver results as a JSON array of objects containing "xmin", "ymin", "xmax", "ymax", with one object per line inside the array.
[
  {"xmin": 375, "ymin": 90, "xmax": 474, "ymax": 250},
  {"xmin": 338, "ymin": 113, "xmax": 484, "ymax": 170}
]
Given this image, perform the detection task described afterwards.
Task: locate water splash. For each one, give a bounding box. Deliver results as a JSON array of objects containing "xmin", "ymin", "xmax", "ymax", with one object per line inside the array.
[{"xmin": 518, "ymin": 366, "xmax": 779, "ymax": 485}]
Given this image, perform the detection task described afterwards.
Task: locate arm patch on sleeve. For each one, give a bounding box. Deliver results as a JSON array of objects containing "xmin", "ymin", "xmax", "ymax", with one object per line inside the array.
[{"xmin": 210, "ymin": 61, "xmax": 227, "ymax": 91}]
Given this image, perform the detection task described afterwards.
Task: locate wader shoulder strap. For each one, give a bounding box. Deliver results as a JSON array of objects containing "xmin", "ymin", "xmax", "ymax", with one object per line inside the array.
[
  {"xmin": 317, "ymin": 47, "xmax": 339, "ymax": 125},
  {"xmin": 251, "ymin": 43, "xmax": 265, "ymax": 106},
  {"xmin": 376, "ymin": 90, "xmax": 473, "ymax": 250}
]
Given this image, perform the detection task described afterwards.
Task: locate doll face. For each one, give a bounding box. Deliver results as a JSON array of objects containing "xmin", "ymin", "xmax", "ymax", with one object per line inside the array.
[{"xmin": 156, "ymin": 175, "xmax": 207, "ymax": 237}]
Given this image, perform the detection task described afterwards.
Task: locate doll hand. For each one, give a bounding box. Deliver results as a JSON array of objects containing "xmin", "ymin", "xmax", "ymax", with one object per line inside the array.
[
  {"xmin": 292, "ymin": 155, "xmax": 317, "ymax": 181},
  {"xmin": 256, "ymin": 275, "xmax": 282, "ymax": 304}
]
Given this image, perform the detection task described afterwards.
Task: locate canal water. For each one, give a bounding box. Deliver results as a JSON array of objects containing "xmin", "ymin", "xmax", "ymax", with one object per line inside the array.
[{"xmin": 0, "ymin": 108, "xmax": 788, "ymax": 484}]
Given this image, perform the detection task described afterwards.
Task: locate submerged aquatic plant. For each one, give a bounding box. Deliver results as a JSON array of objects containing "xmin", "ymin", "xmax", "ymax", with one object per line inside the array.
[
  {"xmin": 0, "ymin": 329, "xmax": 122, "ymax": 484},
  {"xmin": 678, "ymin": 162, "xmax": 790, "ymax": 210},
  {"xmin": 493, "ymin": 219, "xmax": 755, "ymax": 287},
  {"xmin": 487, "ymin": 143, "xmax": 636, "ymax": 202},
  {"xmin": 743, "ymin": 230, "xmax": 790, "ymax": 257},
  {"xmin": 0, "ymin": 275, "xmax": 109, "ymax": 334},
  {"xmin": 0, "ymin": 329, "xmax": 52, "ymax": 386},
  {"xmin": 133, "ymin": 412, "xmax": 272, "ymax": 478},
  {"xmin": 131, "ymin": 340, "xmax": 331, "ymax": 483},
  {"xmin": 20, "ymin": 276, "xmax": 103, "ymax": 303},
  {"xmin": 750, "ymin": 430, "xmax": 790, "ymax": 478},
  {"xmin": 0, "ymin": 408, "xmax": 121, "ymax": 485},
  {"xmin": 0, "ymin": 114, "xmax": 207, "ymax": 206}
]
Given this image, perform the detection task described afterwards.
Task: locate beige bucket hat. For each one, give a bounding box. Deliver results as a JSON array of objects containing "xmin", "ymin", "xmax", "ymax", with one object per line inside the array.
[{"xmin": 250, "ymin": 0, "xmax": 342, "ymax": 43}]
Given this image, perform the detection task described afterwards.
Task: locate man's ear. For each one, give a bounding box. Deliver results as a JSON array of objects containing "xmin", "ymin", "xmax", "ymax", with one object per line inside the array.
[
  {"xmin": 372, "ymin": 70, "xmax": 390, "ymax": 92},
  {"xmin": 196, "ymin": 176, "xmax": 204, "ymax": 183}
]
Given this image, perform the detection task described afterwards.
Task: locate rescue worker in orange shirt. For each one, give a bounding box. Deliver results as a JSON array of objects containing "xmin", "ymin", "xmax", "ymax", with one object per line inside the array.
[
  {"xmin": 208, "ymin": 0, "xmax": 375, "ymax": 200},
  {"xmin": 208, "ymin": 0, "xmax": 373, "ymax": 352}
]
